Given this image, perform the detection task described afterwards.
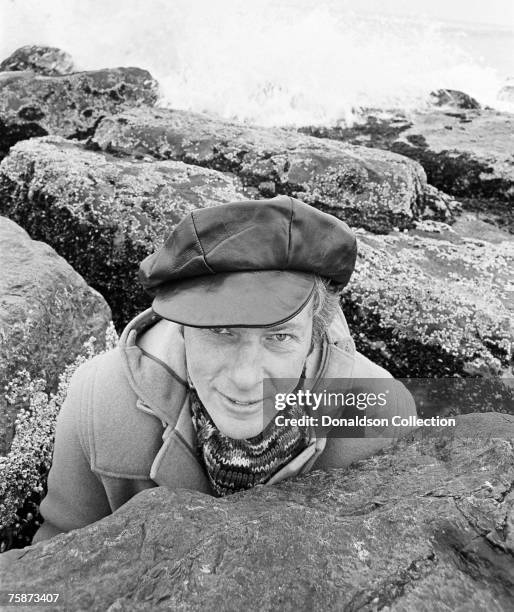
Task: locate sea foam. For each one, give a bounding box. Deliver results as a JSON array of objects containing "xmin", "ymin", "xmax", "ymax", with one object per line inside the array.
[{"xmin": 1, "ymin": 0, "xmax": 512, "ymax": 125}]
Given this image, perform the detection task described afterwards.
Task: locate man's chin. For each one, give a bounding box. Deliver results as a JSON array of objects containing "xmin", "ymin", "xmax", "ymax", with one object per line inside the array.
[{"xmin": 215, "ymin": 414, "xmax": 269, "ymax": 440}]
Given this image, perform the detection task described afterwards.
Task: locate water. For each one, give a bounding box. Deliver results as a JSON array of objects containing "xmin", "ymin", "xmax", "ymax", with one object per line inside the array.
[{"xmin": 1, "ymin": 0, "xmax": 513, "ymax": 126}]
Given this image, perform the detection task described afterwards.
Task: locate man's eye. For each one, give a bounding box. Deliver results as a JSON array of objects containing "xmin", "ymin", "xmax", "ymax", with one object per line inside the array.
[
  {"xmin": 270, "ymin": 333, "xmax": 292, "ymax": 342},
  {"xmin": 209, "ymin": 327, "xmax": 232, "ymax": 336}
]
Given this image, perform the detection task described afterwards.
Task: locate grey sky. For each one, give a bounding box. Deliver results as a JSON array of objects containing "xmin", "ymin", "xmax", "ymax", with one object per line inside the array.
[{"xmin": 329, "ymin": 0, "xmax": 514, "ymax": 28}]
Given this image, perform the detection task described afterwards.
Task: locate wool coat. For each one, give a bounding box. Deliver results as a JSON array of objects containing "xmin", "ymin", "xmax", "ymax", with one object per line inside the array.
[{"xmin": 33, "ymin": 307, "xmax": 417, "ymax": 543}]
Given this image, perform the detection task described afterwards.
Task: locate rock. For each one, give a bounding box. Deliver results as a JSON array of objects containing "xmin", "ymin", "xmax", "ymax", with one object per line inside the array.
[
  {"xmin": 0, "ymin": 67, "xmax": 159, "ymax": 159},
  {"xmin": 0, "ymin": 136, "xmax": 247, "ymax": 329},
  {"xmin": 429, "ymin": 88, "xmax": 481, "ymax": 110},
  {"xmin": 344, "ymin": 226, "xmax": 514, "ymax": 378},
  {"xmin": 91, "ymin": 106, "xmax": 438, "ymax": 233},
  {"xmin": 421, "ymin": 183, "xmax": 461, "ymax": 221},
  {"xmin": 0, "ymin": 45, "xmax": 75, "ymax": 76},
  {"xmin": 0, "ymin": 216, "xmax": 112, "ymax": 455},
  {"xmin": 2, "ymin": 413, "xmax": 513, "ymax": 611},
  {"xmin": 300, "ymin": 108, "xmax": 514, "ymax": 230}
]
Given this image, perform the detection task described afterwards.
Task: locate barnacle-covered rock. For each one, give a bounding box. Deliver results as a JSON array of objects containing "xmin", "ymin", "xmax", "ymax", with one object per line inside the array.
[
  {"xmin": 0, "ymin": 216, "xmax": 112, "ymax": 456},
  {"xmin": 91, "ymin": 106, "xmax": 433, "ymax": 232},
  {"xmin": 0, "ymin": 67, "xmax": 159, "ymax": 159},
  {"xmin": 2, "ymin": 413, "xmax": 513, "ymax": 611},
  {"xmin": 300, "ymin": 106, "xmax": 514, "ymax": 230},
  {"xmin": 0, "ymin": 45, "xmax": 75, "ymax": 76},
  {"xmin": 0, "ymin": 327, "xmax": 117, "ymax": 551},
  {"xmin": 344, "ymin": 224, "xmax": 514, "ymax": 378},
  {"xmin": 0, "ymin": 136, "xmax": 248, "ymax": 328}
]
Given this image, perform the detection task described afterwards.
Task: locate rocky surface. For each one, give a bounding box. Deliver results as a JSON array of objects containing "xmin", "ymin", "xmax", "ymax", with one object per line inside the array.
[
  {"xmin": 300, "ymin": 106, "xmax": 514, "ymax": 231},
  {"xmin": 0, "ymin": 216, "xmax": 112, "ymax": 455},
  {"xmin": 0, "ymin": 67, "xmax": 159, "ymax": 159},
  {"xmin": 3, "ymin": 413, "xmax": 513, "ymax": 611},
  {"xmin": 90, "ymin": 107, "xmax": 458, "ymax": 232},
  {"xmin": 345, "ymin": 220, "xmax": 514, "ymax": 378},
  {"xmin": 0, "ymin": 45, "xmax": 75, "ymax": 75},
  {"xmin": 0, "ymin": 136, "xmax": 247, "ymax": 328},
  {"xmin": 429, "ymin": 88, "xmax": 481, "ymax": 110}
]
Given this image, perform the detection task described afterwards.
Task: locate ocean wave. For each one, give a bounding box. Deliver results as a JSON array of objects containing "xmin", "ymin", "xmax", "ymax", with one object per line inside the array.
[{"xmin": 1, "ymin": 0, "xmax": 513, "ymax": 125}]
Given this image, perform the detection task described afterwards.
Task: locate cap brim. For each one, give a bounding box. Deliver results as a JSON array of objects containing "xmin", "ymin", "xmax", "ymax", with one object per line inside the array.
[{"xmin": 152, "ymin": 270, "xmax": 316, "ymax": 327}]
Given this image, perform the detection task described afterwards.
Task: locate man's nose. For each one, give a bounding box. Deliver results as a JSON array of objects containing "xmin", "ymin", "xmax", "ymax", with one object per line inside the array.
[{"xmin": 227, "ymin": 340, "xmax": 264, "ymax": 391}]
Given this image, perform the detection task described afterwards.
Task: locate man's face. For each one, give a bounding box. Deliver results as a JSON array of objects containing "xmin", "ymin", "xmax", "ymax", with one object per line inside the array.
[{"xmin": 183, "ymin": 302, "xmax": 313, "ymax": 439}]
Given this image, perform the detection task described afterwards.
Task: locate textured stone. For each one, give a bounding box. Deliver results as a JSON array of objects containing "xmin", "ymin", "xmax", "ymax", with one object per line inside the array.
[
  {"xmin": 2, "ymin": 413, "xmax": 513, "ymax": 611},
  {"xmin": 0, "ymin": 136, "xmax": 247, "ymax": 329},
  {"xmin": 429, "ymin": 88, "xmax": 481, "ymax": 110},
  {"xmin": 0, "ymin": 67, "xmax": 159, "ymax": 158},
  {"xmin": 300, "ymin": 107, "xmax": 514, "ymax": 231},
  {"xmin": 0, "ymin": 216, "xmax": 111, "ymax": 455},
  {"xmin": 91, "ymin": 106, "xmax": 441, "ymax": 233},
  {"xmin": 0, "ymin": 45, "xmax": 75, "ymax": 76},
  {"xmin": 344, "ymin": 224, "xmax": 514, "ymax": 378}
]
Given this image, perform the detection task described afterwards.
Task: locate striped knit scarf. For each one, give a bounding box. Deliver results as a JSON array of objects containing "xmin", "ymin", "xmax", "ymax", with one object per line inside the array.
[{"xmin": 190, "ymin": 388, "xmax": 309, "ymax": 497}]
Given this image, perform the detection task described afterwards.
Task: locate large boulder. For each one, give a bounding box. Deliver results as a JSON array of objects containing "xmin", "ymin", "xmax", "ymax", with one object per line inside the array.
[
  {"xmin": 0, "ymin": 45, "xmax": 75, "ymax": 76},
  {"xmin": 2, "ymin": 413, "xmax": 513, "ymax": 611},
  {"xmin": 0, "ymin": 67, "xmax": 159, "ymax": 159},
  {"xmin": 0, "ymin": 136, "xmax": 248, "ymax": 329},
  {"xmin": 345, "ymin": 222, "xmax": 514, "ymax": 378},
  {"xmin": 0, "ymin": 216, "xmax": 112, "ymax": 455},
  {"xmin": 90, "ymin": 107, "xmax": 453, "ymax": 232},
  {"xmin": 301, "ymin": 106, "xmax": 514, "ymax": 231}
]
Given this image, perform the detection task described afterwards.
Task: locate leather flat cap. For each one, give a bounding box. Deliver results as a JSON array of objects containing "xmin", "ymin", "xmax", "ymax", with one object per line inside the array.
[{"xmin": 139, "ymin": 195, "xmax": 357, "ymax": 327}]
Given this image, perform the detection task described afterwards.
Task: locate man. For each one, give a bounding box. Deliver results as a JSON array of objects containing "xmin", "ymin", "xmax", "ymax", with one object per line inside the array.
[{"xmin": 33, "ymin": 195, "xmax": 417, "ymax": 542}]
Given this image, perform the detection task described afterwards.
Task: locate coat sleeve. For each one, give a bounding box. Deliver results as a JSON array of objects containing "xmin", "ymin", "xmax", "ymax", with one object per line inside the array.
[
  {"xmin": 32, "ymin": 360, "xmax": 112, "ymax": 543},
  {"xmin": 314, "ymin": 375, "xmax": 418, "ymax": 471}
]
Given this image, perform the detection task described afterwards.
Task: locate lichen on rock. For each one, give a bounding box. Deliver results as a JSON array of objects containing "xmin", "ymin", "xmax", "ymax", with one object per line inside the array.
[
  {"xmin": 0, "ymin": 45, "xmax": 75, "ymax": 76},
  {"xmin": 345, "ymin": 228, "xmax": 513, "ymax": 378},
  {"xmin": 91, "ymin": 106, "xmax": 433, "ymax": 232},
  {"xmin": 0, "ymin": 67, "xmax": 159, "ymax": 159},
  {"xmin": 300, "ymin": 105, "xmax": 513, "ymax": 231},
  {"xmin": 0, "ymin": 215, "xmax": 112, "ymax": 455},
  {"xmin": 0, "ymin": 326, "xmax": 118, "ymax": 550}
]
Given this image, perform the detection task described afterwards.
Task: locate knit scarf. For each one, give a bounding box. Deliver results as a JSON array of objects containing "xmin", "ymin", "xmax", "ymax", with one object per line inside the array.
[{"xmin": 190, "ymin": 387, "xmax": 309, "ymax": 497}]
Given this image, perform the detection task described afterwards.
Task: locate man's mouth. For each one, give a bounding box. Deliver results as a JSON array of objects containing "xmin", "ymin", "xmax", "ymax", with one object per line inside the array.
[
  {"xmin": 219, "ymin": 391, "xmax": 260, "ymax": 406},
  {"xmin": 218, "ymin": 391, "xmax": 262, "ymax": 412}
]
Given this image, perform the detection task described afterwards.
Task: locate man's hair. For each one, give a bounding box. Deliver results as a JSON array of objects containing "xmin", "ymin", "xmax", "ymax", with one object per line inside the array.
[{"xmin": 310, "ymin": 275, "xmax": 342, "ymax": 347}]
